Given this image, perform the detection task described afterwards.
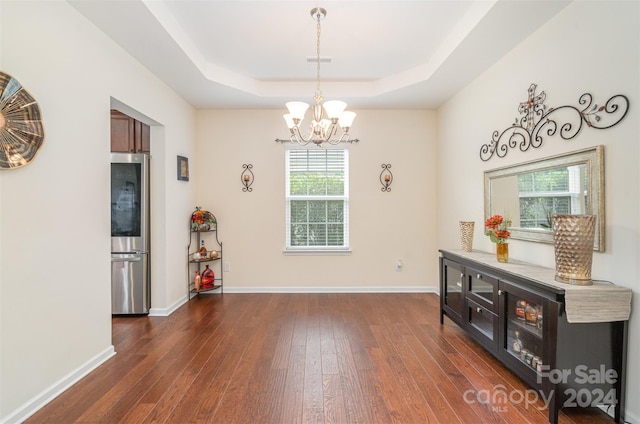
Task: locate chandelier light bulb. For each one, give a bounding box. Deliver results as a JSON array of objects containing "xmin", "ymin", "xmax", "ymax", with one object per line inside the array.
[
  {"xmin": 283, "ymin": 114, "xmax": 295, "ymax": 129},
  {"xmin": 285, "ymin": 101, "xmax": 309, "ymax": 121},
  {"xmin": 338, "ymin": 111, "xmax": 356, "ymax": 129},
  {"xmin": 322, "ymin": 100, "xmax": 347, "ymax": 120}
]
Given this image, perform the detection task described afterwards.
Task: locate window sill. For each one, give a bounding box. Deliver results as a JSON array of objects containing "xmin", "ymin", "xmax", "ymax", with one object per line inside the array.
[{"xmin": 283, "ymin": 249, "xmax": 352, "ymax": 256}]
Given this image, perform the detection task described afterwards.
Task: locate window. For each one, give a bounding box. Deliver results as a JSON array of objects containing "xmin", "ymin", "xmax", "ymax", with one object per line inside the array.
[
  {"xmin": 517, "ymin": 165, "xmax": 586, "ymax": 229},
  {"xmin": 286, "ymin": 149, "xmax": 349, "ymax": 251}
]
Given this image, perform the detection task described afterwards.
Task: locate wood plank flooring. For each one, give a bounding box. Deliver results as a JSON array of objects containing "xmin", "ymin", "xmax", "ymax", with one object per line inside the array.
[{"xmin": 25, "ymin": 293, "xmax": 615, "ymax": 423}]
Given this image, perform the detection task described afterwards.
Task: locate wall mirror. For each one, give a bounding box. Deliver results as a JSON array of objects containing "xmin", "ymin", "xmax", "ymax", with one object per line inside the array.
[{"xmin": 484, "ymin": 145, "xmax": 604, "ymax": 251}]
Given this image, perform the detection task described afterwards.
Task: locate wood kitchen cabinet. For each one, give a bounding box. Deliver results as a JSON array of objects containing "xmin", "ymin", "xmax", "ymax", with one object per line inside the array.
[
  {"xmin": 439, "ymin": 249, "xmax": 630, "ymax": 424},
  {"xmin": 110, "ymin": 110, "xmax": 150, "ymax": 153}
]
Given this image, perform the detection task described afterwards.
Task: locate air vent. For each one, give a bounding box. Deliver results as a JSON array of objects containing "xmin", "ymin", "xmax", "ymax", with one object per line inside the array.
[{"xmin": 306, "ymin": 56, "xmax": 332, "ymax": 63}]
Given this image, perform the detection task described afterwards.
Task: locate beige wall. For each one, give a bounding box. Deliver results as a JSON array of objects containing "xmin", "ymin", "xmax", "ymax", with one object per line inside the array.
[
  {"xmin": 436, "ymin": 1, "xmax": 639, "ymax": 421},
  {"xmin": 0, "ymin": 1, "xmax": 197, "ymax": 421},
  {"xmin": 195, "ymin": 109, "xmax": 438, "ymax": 290}
]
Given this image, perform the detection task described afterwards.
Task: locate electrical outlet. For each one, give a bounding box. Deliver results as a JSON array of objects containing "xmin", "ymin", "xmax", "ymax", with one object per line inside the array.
[
  {"xmin": 224, "ymin": 262, "xmax": 230, "ymax": 272},
  {"xmin": 396, "ymin": 259, "xmax": 403, "ymax": 271}
]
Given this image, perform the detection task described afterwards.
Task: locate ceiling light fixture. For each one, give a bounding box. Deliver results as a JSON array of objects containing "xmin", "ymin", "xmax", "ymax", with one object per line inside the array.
[{"xmin": 279, "ymin": 7, "xmax": 358, "ymax": 147}]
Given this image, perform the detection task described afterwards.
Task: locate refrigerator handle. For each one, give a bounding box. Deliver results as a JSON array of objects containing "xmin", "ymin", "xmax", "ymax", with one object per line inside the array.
[{"xmin": 111, "ymin": 256, "xmax": 142, "ymax": 262}]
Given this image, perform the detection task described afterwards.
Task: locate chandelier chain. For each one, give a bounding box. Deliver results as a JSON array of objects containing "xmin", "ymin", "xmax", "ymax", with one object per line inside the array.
[{"xmin": 316, "ymin": 16, "xmax": 321, "ymax": 94}]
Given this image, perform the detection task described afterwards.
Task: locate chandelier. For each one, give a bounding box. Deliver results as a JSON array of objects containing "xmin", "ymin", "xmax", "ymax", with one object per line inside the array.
[{"xmin": 281, "ymin": 7, "xmax": 358, "ymax": 147}]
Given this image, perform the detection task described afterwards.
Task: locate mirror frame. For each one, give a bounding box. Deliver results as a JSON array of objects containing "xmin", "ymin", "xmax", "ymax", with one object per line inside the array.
[{"xmin": 484, "ymin": 145, "xmax": 604, "ymax": 251}]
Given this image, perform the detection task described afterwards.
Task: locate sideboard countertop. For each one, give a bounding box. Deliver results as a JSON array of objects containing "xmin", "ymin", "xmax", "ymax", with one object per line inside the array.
[{"xmin": 440, "ymin": 249, "xmax": 632, "ymax": 324}]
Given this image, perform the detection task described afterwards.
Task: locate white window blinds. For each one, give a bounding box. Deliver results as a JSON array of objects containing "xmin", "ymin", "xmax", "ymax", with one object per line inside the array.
[{"xmin": 285, "ymin": 149, "xmax": 349, "ymax": 250}]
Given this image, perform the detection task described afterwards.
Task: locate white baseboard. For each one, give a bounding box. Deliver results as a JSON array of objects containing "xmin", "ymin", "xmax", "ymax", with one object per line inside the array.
[
  {"xmin": 1, "ymin": 346, "xmax": 116, "ymax": 424},
  {"xmin": 149, "ymin": 295, "xmax": 187, "ymax": 316},
  {"xmin": 598, "ymin": 404, "xmax": 639, "ymax": 424},
  {"xmin": 624, "ymin": 409, "xmax": 639, "ymax": 424},
  {"xmin": 222, "ymin": 286, "xmax": 439, "ymax": 294}
]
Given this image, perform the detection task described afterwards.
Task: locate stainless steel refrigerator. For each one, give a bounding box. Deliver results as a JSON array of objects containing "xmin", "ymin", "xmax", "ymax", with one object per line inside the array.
[{"xmin": 111, "ymin": 153, "xmax": 150, "ymax": 314}]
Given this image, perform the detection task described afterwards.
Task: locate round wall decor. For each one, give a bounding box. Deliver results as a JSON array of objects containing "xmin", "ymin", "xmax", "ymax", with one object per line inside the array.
[{"xmin": 0, "ymin": 71, "xmax": 45, "ymax": 169}]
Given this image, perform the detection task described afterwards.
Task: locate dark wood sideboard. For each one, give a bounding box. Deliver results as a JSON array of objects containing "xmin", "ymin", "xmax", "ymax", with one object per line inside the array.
[{"xmin": 439, "ymin": 249, "xmax": 631, "ymax": 424}]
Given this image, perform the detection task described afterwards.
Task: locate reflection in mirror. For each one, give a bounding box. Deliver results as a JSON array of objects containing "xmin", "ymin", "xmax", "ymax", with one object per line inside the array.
[{"xmin": 484, "ymin": 146, "xmax": 604, "ymax": 251}]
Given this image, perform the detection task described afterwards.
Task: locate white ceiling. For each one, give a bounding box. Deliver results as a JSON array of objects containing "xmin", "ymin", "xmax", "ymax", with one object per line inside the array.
[{"xmin": 69, "ymin": 0, "xmax": 571, "ymax": 110}]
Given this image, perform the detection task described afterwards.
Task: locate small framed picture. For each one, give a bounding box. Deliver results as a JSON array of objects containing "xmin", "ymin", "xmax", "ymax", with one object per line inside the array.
[{"xmin": 177, "ymin": 156, "xmax": 189, "ymax": 181}]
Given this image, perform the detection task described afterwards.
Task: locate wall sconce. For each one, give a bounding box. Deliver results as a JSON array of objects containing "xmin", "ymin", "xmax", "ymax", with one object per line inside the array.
[
  {"xmin": 380, "ymin": 164, "xmax": 392, "ymax": 192},
  {"xmin": 241, "ymin": 164, "xmax": 254, "ymax": 192}
]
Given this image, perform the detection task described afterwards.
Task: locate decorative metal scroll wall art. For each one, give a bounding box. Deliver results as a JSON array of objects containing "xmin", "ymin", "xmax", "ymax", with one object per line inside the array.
[
  {"xmin": 0, "ymin": 71, "xmax": 46, "ymax": 169},
  {"xmin": 479, "ymin": 83, "xmax": 629, "ymax": 161},
  {"xmin": 380, "ymin": 164, "xmax": 393, "ymax": 192},
  {"xmin": 241, "ymin": 164, "xmax": 254, "ymax": 192}
]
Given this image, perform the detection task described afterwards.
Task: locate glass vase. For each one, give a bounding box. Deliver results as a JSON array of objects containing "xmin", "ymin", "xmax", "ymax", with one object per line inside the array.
[
  {"xmin": 552, "ymin": 214, "xmax": 595, "ymax": 285},
  {"xmin": 496, "ymin": 243, "xmax": 509, "ymax": 263}
]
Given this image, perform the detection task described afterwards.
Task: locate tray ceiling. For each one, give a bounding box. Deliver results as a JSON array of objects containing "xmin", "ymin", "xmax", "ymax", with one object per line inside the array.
[{"xmin": 70, "ymin": 0, "xmax": 571, "ymax": 109}]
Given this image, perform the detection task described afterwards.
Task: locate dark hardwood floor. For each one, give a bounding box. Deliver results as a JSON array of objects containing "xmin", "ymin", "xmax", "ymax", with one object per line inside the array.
[{"xmin": 26, "ymin": 293, "xmax": 615, "ymax": 423}]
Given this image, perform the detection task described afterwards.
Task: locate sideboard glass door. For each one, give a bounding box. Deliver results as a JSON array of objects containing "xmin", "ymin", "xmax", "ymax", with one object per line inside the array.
[
  {"xmin": 500, "ymin": 281, "xmax": 547, "ymax": 385},
  {"xmin": 441, "ymin": 258, "xmax": 464, "ymax": 324}
]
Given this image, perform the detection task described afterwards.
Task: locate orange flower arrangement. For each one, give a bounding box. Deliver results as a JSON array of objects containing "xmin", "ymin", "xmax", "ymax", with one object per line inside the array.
[
  {"xmin": 191, "ymin": 207, "xmax": 216, "ymax": 231},
  {"xmin": 485, "ymin": 215, "xmax": 511, "ymax": 244}
]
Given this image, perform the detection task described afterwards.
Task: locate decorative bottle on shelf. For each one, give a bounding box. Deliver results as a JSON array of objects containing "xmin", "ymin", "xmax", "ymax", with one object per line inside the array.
[
  {"xmin": 537, "ymin": 312, "xmax": 543, "ymax": 330},
  {"xmin": 512, "ymin": 331, "xmax": 523, "ymax": 354},
  {"xmin": 201, "ymin": 265, "xmax": 215, "ymax": 289},
  {"xmin": 194, "ymin": 271, "xmax": 201, "ymax": 291},
  {"xmin": 199, "ymin": 240, "xmax": 207, "ymax": 259}
]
